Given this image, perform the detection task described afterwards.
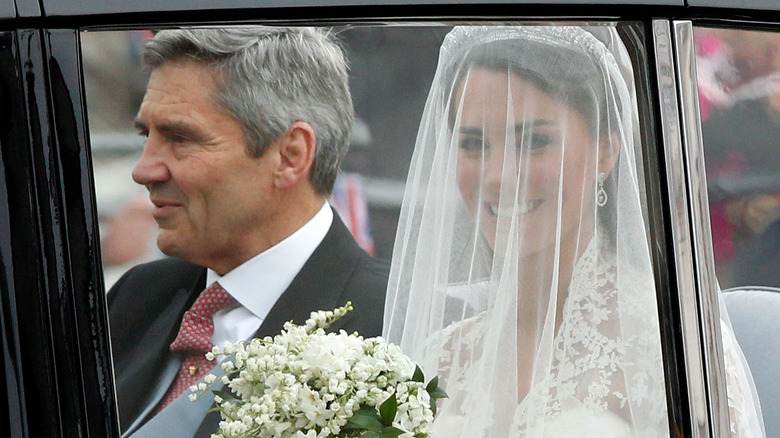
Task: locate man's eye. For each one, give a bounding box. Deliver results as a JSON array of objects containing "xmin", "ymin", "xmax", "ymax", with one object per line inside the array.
[
  {"xmin": 171, "ymin": 133, "xmax": 188, "ymax": 144},
  {"xmin": 137, "ymin": 130, "xmax": 149, "ymax": 139}
]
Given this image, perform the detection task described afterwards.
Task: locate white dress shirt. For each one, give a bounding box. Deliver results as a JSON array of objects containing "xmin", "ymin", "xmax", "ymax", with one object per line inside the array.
[{"xmin": 209, "ymin": 202, "xmax": 333, "ymax": 348}]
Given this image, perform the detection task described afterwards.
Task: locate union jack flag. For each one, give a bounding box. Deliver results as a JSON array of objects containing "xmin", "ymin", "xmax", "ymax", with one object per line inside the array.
[{"xmin": 330, "ymin": 173, "xmax": 375, "ymax": 255}]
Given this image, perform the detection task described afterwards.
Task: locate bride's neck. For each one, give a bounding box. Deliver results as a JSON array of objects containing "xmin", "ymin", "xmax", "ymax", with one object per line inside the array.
[
  {"xmin": 516, "ymin": 227, "xmax": 595, "ymax": 332},
  {"xmin": 514, "ymin": 227, "xmax": 595, "ymax": 399}
]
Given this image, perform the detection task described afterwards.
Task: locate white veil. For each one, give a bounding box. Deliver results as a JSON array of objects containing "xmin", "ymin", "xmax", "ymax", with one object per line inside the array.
[{"xmin": 384, "ymin": 25, "xmax": 669, "ymax": 436}]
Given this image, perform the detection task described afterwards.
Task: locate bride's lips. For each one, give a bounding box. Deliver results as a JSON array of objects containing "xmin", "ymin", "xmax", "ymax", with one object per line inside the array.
[
  {"xmin": 484, "ymin": 200, "xmax": 542, "ymax": 217},
  {"xmin": 150, "ymin": 197, "xmax": 183, "ymax": 220}
]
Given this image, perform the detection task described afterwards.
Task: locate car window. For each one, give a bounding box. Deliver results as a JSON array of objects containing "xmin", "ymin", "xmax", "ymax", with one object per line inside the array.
[
  {"xmin": 81, "ymin": 23, "xmax": 674, "ymax": 436},
  {"xmin": 695, "ymin": 27, "xmax": 780, "ymax": 290},
  {"xmin": 695, "ymin": 25, "xmax": 780, "ymax": 435}
]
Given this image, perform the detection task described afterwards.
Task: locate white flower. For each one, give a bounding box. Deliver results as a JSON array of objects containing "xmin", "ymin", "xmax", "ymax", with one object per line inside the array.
[{"xmin": 196, "ymin": 304, "xmax": 439, "ymax": 437}]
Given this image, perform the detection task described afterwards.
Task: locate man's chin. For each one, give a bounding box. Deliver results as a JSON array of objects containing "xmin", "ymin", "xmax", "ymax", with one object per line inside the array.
[{"xmin": 156, "ymin": 232, "xmax": 185, "ymax": 259}]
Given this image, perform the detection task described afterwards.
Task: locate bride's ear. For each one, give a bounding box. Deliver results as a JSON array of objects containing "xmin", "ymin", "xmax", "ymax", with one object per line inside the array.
[{"xmin": 597, "ymin": 131, "xmax": 621, "ymax": 178}]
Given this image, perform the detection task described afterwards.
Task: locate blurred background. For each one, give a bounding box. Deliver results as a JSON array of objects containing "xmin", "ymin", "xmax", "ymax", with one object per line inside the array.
[{"xmin": 695, "ymin": 26, "xmax": 780, "ymax": 290}]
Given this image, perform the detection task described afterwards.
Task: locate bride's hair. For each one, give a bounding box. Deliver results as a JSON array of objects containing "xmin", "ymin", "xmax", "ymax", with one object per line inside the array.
[{"xmin": 446, "ymin": 34, "xmax": 622, "ymax": 140}]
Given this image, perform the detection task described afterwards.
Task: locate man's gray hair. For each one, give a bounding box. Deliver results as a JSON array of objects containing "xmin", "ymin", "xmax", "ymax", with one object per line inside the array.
[{"xmin": 143, "ymin": 27, "xmax": 354, "ymax": 195}]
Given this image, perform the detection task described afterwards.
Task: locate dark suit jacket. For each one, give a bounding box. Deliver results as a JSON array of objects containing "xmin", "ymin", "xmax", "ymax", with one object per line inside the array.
[{"xmin": 107, "ymin": 214, "xmax": 388, "ymax": 436}]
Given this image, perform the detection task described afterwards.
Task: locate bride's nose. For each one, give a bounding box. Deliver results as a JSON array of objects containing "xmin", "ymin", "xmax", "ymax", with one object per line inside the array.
[{"xmin": 483, "ymin": 144, "xmax": 518, "ymax": 190}]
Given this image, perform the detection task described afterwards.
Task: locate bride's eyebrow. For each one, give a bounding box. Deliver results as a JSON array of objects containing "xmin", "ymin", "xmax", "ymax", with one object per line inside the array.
[
  {"xmin": 514, "ymin": 120, "xmax": 555, "ymax": 133},
  {"xmin": 458, "ymin": 120, "xmax": 555, "ymax": 137},
  {"xmin": 515, "ymin": 119, "xmax": 555, "ymax": 131},
  {"xmin": 458, "ymin": 127, "xmax": 484, "ymax": 136}
]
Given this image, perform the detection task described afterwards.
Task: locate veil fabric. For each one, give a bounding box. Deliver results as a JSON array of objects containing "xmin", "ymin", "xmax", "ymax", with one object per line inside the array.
[{"xmin": 383, "ymin": 25, "xmax": 763, "ymax": 437}]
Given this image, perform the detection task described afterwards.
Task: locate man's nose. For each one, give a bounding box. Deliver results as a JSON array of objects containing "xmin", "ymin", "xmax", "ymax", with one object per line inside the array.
[{"xmin": 132, "ymin": 138, "xmax": 170, "ymax": 187}]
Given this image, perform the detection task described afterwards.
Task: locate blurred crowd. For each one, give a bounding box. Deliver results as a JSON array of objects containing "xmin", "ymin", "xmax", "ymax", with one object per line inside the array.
[{"xmin": 697, "ymin": 27, "xmax": 780, "ymax": 288}]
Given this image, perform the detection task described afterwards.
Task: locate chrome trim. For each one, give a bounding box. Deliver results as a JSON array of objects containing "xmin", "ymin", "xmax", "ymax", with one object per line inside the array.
[
  {"xmin": 672, "ymin": 20, "xmax": 730, "ymax": 437},
  {"xmin": 653, "ymin": 19, "xmax": 709, "ymax": 438}
]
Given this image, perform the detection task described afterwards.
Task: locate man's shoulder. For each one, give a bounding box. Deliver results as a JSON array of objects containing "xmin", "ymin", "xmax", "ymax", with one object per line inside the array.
[
  {"xmin": 361, "ymin": 255, "xmax": 390, "ymax": 277},
  {"xmin": 332, "ymin": 254, "xmax": 388, "ymax": 337},
  {"xmin": 351, "ymin": 254, "xmax": 390, "ymax": 290},
  {"xmin": 121, "ymin": 257, "xmax": 201, "ymax": 276},
  {"xmin": 107, "ymin": 258, "xmax": 205, "ymax": 307}
]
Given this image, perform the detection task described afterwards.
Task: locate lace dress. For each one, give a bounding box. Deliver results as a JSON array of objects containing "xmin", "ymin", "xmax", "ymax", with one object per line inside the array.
[{"xmin": 428, "ymin": 238, "xmax": 669, "ymax": 437}]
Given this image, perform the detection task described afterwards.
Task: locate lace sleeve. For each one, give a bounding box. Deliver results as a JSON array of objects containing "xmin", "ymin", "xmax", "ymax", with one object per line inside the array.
[{"xmin": 721, "ymin": 319, "xmax": 766, "ymax": 437}]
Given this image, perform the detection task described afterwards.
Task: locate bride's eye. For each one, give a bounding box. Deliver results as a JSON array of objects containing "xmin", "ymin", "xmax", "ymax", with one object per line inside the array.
[
  {"xmin": 459, "ymin": 136, "xmax": 487, "ymax": 156},
  {"xmin": 517, "ymin": 133, "xmax": 553, "ymax": 152}
]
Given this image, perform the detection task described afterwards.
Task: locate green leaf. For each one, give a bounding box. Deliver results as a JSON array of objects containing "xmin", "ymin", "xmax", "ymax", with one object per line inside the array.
[
  {"xmin": 351, "ymin": 406, "xmax": 381, "ymax": 417},
  {"xmin": 379, "ymin": 394, "xmax": 398, "ymax": 425},
  {"xmin": 425, "ymin": 376, "xmax": 448, "ymax": 400},
  {"xmin": 380, "ymin": 426, "xmax": 406, "ymax": 438},
  {"xmin": 361, "ymin": 432, "xmax": 381, "ymax": 438},
  {"xmin": 412, "ymin": 365, "xmax": 425, "ymax": 383},
  {"xmin": 425, "ymin": 376, "xmax": 438, "ymax": 393},
  {"xmin": 428, "ymin": 387, "xmax": 448, "ymax": 400},
  {"xmin": 211, "ymin": 389, "xmax": 240, "ymax": 403},
  {"xmin": 345, "ymin": 409, "xmax": 383, "ymax": 431},
  {"xmin": 414, "ymin": 434, "xmax": 428, "ymax": 438}
]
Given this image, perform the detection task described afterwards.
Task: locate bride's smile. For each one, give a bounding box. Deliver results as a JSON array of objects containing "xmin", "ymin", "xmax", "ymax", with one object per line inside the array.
[
  {"xmin": 484, "ymin": 199, "xmax": 542, "ymax": 217},
  {"xmin": 454, "ymin": 68, "xmax": 608, "ymax": 257}
]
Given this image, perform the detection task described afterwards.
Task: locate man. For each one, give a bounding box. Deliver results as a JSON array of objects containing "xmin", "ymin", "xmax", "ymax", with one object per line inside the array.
[{"xmin": 107, "ymin": 27, "xmax": 387, "ymax": 437}]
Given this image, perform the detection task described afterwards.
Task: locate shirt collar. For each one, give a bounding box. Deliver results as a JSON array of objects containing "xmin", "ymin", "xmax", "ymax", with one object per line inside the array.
[{"xmin": 206, "ymin": 202, "xmax": 333, "ymax": 320}]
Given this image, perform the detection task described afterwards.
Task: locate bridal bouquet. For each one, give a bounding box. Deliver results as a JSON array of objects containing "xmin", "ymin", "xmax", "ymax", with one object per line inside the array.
[{"xmin": 191, "ymin": 302, "xmax": 446, "ymax": 438}]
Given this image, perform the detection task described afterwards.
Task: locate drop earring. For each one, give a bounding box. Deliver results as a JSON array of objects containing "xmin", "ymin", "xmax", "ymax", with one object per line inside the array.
[{"xmin": 597, "ymin": 172, "xmax": 608, "ymax": 207}]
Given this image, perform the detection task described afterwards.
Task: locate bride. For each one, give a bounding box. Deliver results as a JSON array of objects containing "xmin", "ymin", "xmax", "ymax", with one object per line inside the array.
[{"xmin": 383, "ymin": 25, "xmax": 764, "ymax": 436}]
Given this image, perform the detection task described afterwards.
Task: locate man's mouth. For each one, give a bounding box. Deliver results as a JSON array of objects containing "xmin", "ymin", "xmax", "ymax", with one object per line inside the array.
[{"xmin": 150, "ymin": 197, "xmax": 183, "ymax": 219}]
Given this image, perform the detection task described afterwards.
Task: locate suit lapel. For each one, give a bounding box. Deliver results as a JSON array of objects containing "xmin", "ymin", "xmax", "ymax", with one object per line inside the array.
[
  {"xmin": 195, "ymin": 213, "xmax": 364, "ymax": 438},
  {"xmin": 118, "ymin": 266, "xmax": 206, "ymax": 433},
  {"xmin": 255, "ymin": 213, "xmax": 363, "ymax": 337}
]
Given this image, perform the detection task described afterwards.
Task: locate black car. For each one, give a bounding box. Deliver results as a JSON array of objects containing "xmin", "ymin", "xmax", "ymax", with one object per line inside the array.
[{"xmin": 3, "ymin": 1, "xmax": 780, "ymax": 437}]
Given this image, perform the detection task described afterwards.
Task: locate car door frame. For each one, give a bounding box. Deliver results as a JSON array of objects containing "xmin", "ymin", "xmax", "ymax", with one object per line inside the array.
[{"xmin": 3, "ymin": 2, "xmax": 780, "ymax": 437}]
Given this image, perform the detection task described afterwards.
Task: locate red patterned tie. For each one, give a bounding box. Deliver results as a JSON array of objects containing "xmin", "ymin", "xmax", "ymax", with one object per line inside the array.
[{"xmin": 156, "ymin": 281, "xmax": 236, "ymax": 411}]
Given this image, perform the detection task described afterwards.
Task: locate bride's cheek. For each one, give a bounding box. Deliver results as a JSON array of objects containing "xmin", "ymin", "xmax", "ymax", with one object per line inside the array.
[{"xmin": 456, "ymin": 162, "xmax": 480, "ymax": 209}]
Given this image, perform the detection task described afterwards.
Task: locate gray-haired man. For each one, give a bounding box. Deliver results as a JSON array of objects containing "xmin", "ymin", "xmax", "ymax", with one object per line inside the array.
[{"xmin": 107, "ymin": 27, "xmax": 386, "ymax": 437}]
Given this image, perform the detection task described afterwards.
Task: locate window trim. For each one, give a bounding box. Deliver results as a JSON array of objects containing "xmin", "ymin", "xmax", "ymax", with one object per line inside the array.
[{"xmin": 663, "ymin": 18, "xmax": 731, "ymax": 437}]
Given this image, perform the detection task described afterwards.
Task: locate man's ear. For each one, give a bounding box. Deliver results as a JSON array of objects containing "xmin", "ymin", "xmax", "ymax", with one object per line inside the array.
[
  {"xmin": 598, "ymin": 131, "xmax": 621, "ymax": 178},
  {"xmin": 274, "ymin": 121, "xmax": 316, "ymax": 190}
]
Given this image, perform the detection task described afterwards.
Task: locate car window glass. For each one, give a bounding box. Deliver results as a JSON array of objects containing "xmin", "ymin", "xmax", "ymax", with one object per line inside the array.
[
  {"xmin": 81, "ymin": 24, "xmax": 670, "ymax": 435},
  {"xmin": 695, "ymin": 27, "xmax": 780, "ymax": 291},
  {"xmin": 695, "ymin": 25, "xmax": 780, "ymax": 435}
]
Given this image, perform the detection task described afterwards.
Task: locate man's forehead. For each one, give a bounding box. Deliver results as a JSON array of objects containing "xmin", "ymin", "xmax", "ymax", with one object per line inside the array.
[
  {"xmin": 136, "ymin": 63, "xmax": 219, "ymax": 120},
  {"xmin": 147, "ymin": 61, "xmax": 217, "ymax": 97}
]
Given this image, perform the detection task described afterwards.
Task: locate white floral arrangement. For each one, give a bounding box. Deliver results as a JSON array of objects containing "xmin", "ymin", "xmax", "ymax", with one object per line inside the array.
[{"xmin": 191, "ymin": 302, "xmax": 446, "ymax": 438}]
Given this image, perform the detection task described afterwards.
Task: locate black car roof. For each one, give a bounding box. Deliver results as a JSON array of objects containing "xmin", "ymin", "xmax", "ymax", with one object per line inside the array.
[
  {"xmin": 1, "ymin": 0, "xmax": 777, "ymax": 25},
  {"xmin": 41, "ymin": 0, "xmax": 681, "ymax": 18}
]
